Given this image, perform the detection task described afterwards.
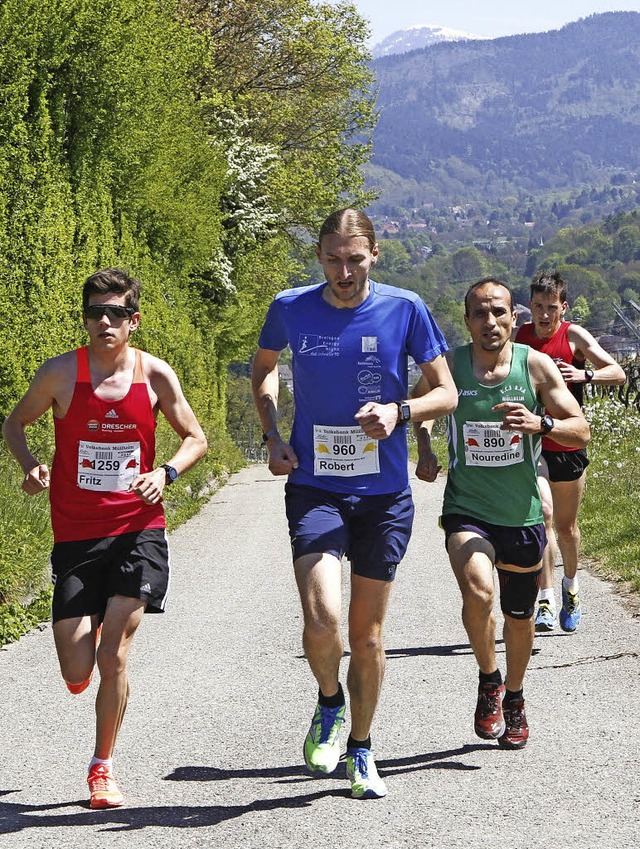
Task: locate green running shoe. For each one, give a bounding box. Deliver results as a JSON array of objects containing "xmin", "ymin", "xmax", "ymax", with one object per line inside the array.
[
  {"xmin": 346, "ymin": 748, "xmax": 387, "ymax": 799},
  {"xmin": 303, "ymin": 702, "xmax": 345, "ymax": 774}
]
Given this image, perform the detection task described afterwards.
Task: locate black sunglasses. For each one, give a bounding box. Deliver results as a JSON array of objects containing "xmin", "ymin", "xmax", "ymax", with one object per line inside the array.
[{"xmin": 84, "ymin": 304, "xmax": 135, "ymax": 321}]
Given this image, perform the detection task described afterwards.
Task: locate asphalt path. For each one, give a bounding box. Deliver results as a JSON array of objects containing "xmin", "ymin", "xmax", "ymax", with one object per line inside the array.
[{"xmin": 1, "ymin": 463, "xmax": 639, "ymax": 848}]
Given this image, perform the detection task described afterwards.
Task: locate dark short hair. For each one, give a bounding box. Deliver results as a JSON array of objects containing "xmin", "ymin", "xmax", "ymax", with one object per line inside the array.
[
  {"xmin": 530, "ymin": 270, "xmax": 567, "ymax": 303},
  {"xmin": 83, "ymin": 268, "xmax": 142, "ymax": 312},
  {"xmin": 317, "ymin": 208, "xmax": 377, "ymax": 251},
  {"xmin": 464, "ymin": 277, "xmax": 514, "ymax": 316}
]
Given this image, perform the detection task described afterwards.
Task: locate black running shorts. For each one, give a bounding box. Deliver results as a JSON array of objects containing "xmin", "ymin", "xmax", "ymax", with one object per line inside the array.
[
  {"xmin": 50, "ymin": 529, "xmax": 170, "ymax": 623},
  {"xmin": 542, "ymin": 448, "xmax": 589, "ymax": 482}
]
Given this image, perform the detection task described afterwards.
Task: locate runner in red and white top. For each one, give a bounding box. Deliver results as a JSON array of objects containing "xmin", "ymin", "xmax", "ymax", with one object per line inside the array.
[
  {"xmin": 515, "ymin": 270, "xmax": 625, "ymax": 633},
  {"xmin": 3, "ymin": 268, "xmax": 207, "ymax": 809}
]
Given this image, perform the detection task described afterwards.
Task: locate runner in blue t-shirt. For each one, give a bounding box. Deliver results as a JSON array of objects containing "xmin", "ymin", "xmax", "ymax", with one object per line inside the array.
[{"xmin": 252, "ymin": 208, "xmax": 457, "ymax": 799}]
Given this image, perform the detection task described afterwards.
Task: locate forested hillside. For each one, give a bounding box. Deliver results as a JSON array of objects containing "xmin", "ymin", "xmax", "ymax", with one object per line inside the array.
[
  {"xmin": 366, "ymin": 211, "xmax": 640, "ymax": 347},
  {"xmin": 368, "ymin": 12, "xmax": 640, "ymax": 213}
]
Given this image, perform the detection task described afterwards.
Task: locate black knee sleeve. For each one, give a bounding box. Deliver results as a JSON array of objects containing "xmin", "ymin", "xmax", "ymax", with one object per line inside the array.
[{"xmin": 497, "ymin": 568, "xmax": 542, "ymax": 620}]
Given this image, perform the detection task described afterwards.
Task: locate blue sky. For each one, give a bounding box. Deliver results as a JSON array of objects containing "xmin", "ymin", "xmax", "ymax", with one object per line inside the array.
[{"xmin": 349, "ymin": 0, "xmax": 640, "ymax": 44}]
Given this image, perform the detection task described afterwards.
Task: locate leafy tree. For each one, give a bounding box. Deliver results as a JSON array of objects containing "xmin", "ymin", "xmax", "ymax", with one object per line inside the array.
[
  {"xmin": 377, "ymin": 239, "xmax": 411, "ymax": 273},
  {"xmin": 570, "ymin": 295, "xmax": 591, "ymax": 324},
  {"xmin": 179, "ymin": 0, "xmax": 376, "ymax": 231}
]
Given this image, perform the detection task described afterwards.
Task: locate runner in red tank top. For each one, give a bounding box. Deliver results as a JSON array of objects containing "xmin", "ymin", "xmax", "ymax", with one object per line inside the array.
[
  {"xmin": 515, "ymin": 271, "xmax": 625, "ymax": 634},
  {"xmin": 3, "ymin": 269, "xmax": 207, "ymax": 809}
]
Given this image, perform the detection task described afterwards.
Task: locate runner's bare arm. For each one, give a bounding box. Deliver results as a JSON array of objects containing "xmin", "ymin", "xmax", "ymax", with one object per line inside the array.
[
  {"xmin": 411, "ymin": 354, "xmax": 458, "ymax": 422},
  {"xmin": 494, "ymin": 349, "xmax": 590, "ymax": 448},
  {"xmin": 355, "ymin": 353, "xmax": 456, "ymax": 441},
  {"xmin": 409, "ymin": 354, "xmax": 455, "ymax": 482},
  {"xmin": 566, "ymin": 324, "xmax": 626, "ymax": 385},
  {"xmin": 251, "ymin": 347, "xmax": 298, "ymax": 475},
  {"xmin": 2, "ymin": 357, "xmax": 72, "ymax": 494},
  {"xmin": 130, "ymin": 356, "xmax": 208, "ymax": 503}
]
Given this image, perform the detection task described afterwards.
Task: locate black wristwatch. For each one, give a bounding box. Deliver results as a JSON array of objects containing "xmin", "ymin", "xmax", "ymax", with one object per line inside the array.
[
  {"xmin": 397, "ymin": 402, "xmax": 411, "ymax": 425},
  {"xmin": 161, "ymin": 464, "xmax": 179, "ymax": 484},
  {"xmin": 584, "ymin": 368, "xmax": 594, "ymax": 383},
  {"xmin": 539, "ymin": 414, "xmax": 555, "ymax": 435}
]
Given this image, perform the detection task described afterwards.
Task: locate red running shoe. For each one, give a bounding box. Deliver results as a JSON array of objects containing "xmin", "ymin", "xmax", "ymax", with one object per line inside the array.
[
  {"xmin": 87, "ymin": 763, "xmax": 124, "ymax": 809},
  {"xmin": 498, "ymin": 698, "xmax": 529, "ymax": 749},
  {"xmin": 474, "ymin": 682, "xmax": 506, "ymax": 739}
]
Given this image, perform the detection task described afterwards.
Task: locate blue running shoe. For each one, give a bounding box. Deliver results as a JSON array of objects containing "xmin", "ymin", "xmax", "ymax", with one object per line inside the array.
[
  {"xmin": 303, "ymin": 702, "xmax": 345, "ymax": 774},
  {"xmin": 559, "ymin": 584, "xmax": 582, "ymax": 633},
  {"xmin": 534, "ymin": 602, "xmax": 556, "ymax": 632},
  {"xmin": 345, "ymin": 748, "xmax": 387, "ymax": 799}
]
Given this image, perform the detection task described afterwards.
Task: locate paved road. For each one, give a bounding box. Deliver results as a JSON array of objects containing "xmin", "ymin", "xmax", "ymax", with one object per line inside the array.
[{"xmin": 1, "ymin": 464, "xmax": 639, "ymax": 848}]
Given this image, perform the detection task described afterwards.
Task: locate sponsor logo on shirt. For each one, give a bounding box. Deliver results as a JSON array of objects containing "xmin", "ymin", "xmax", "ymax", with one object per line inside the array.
[
  {"xmin": 500, "ymin": 384, "xmax": 527, "ymax": 402},
  {"xmin": 357, "ymin": 368, "xmax": 383, "ymax": 401},
  {"xmin": 100, "ymin": 423, "xmax": 137, "ymax": 431},
  {"xmin": 361, "ymin": 336, "xmax": 378, "ymax": 353},
  {"xmin": 297, "ymin": 333, "xmax": 340, "ymax": 356},
  {"xmin": 358, "ymin": 354, "xmax": 382, "ymax": 368}
]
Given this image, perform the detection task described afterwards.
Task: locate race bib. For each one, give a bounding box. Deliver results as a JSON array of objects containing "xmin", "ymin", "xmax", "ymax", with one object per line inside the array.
[
  {"xmin": 77, "ymin": 441, "xmax": 141, "ymax": 491},
  {"xmin": 463, "ymin": 422, "xmax": 524, "ymax": 467},
  {"xmin": 313, "ymin": 425, "xmax": 379, "ymax": 477}
]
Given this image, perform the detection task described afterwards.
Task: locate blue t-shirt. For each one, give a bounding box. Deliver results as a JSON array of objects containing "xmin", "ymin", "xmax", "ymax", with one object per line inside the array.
[{"xmin": 258, "ymin": 281, "xmax": 448, "ymax": 494}]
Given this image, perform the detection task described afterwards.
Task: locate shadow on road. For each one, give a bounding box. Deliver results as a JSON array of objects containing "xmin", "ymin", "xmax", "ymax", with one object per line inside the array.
[
  {"xmin": 294, "ymin": 641, "xmax": 506, "ymax": 661},
  {"xmin": 164, "ymin": 743, "xmax": 493, "ymax": 786},
  {"xmin": 0, "ymin": 746, "xmax": 498, "ymax": 833},
  {"xmin": 0, "ymin": 788, "xmax": 341, "ymax": 834}
]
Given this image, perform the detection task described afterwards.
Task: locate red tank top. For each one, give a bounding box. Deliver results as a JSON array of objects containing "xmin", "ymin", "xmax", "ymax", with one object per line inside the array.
[
  {"xmin": 50, "ymin": 346, "xmax": 166, "ymax": 542},
  {"xmin": 515, "ymin": 321, "xmax": 584, "ymax": 453}
]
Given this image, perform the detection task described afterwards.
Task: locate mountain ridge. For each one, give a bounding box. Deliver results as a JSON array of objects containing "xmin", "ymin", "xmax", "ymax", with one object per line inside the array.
[
  {"xmin": 371, "ymin": 24, "xmax": 487, "ymax": 59},
  {"xmin": 367, "ymin": 12, "xmax": 640, "ymax": 212}
]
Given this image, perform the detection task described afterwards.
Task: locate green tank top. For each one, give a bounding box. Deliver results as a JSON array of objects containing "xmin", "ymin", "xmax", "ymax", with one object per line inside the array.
[{"xmin": 442, "ymin": 343, "xmax": 543, "ymax": 527}]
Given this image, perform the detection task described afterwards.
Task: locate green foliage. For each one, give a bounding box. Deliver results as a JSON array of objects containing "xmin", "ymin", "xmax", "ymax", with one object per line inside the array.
[
  {"xmin": 376, "ymin": 239, "xmax": 411, "ymax": 273},
  {"xmin": 184, "ymin": 0, "xmax": 376, "ymax": 227},
  {"xmin": 581, "ymin": 398, "xmax": 640, "ymax": 592},
  {"xmin": 0, "ymin": 0, "xmax": 229, "ymax": 422},
  {"xmin": 373, "ymin": 208, "xmax": 640, "ymax": 344},
  {"xmin": 571, "ymin": 295, "xmax": 591, "ymax": 324},
  {"xmin": 0, "ymin": 447, "xmax": 52, "ymax": 606},
  {"xmin": 0, "ymin": 588, "xmax": 53, "ymax": 646}
]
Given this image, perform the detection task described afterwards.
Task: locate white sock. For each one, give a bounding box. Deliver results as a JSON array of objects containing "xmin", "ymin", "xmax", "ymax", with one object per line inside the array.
[
  {"xmin": 563, "ymin": 576, "xmax": 579, "ymax": 593},
  {"xmin": 89, "ymin": 756, "xmax": 113, "ymax": 772},
  {"xmin": 538, "ymin": 588, "xmax": 556, "ymax": 608}
]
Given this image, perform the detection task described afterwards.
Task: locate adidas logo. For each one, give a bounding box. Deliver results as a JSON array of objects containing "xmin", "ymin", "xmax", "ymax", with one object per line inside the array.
[
  {"xmin": 105, "ymin": 409, "xmax": 119, "ymax": 419},
  {"xmin": 141, "ymin": 583, "xmax": 151, "ymax": 593}
]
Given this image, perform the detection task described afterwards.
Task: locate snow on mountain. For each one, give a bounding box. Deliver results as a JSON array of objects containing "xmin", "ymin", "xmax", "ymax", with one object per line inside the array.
[{"xmin": 371, "ymin": 24, "xmax": 487, "ymax": 58}]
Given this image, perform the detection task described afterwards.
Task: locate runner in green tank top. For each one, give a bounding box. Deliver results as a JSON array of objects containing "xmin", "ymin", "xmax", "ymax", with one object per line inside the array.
[
  {"xmin": 411, "ymin": 279, "xmax": 589, "ymax": 750},
  {"xmin": 443, "ymin": 342, "xmax": 543, "ymax": 527}
]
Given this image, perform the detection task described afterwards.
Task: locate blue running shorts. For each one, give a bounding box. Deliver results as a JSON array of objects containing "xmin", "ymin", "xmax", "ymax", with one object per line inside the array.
[{"xmin": 284, "ymin": 483, "xmax": 414, "ymax": 581}]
